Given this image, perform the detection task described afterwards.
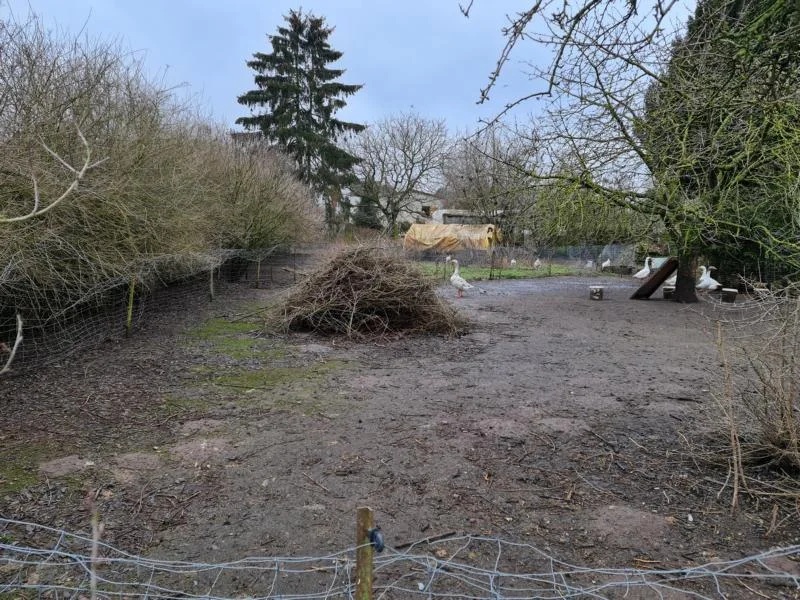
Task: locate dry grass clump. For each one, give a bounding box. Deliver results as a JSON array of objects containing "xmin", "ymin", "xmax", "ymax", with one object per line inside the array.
[
  {"xmin": 697, "ymin": 295, "xmax": 800, "ymax": 514},
  {"xmin": 276, "ymin": 247, "xmax": 466, "ymax": 337}
]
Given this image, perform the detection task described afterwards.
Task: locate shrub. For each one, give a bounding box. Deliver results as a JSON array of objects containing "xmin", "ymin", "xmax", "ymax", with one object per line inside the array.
[{"xmin": 0, "ymin": 11, "xmax": 320, "ymax": 327}]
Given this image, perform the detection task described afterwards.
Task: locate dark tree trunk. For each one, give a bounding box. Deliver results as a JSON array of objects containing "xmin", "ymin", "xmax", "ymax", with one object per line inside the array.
[{"xmin": 673, "ymin": 253, "xmax": 699, "ymax": 303}]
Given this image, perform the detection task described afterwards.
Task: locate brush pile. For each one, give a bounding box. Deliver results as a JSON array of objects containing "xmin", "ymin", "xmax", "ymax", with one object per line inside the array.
[{"xmin": 277, "ymin": 247, "xmax": 465, "ymax": 337}]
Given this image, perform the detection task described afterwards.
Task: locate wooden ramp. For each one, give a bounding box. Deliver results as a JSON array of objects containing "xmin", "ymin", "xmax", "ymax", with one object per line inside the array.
[{"xmin": 630, "ymin": 257, "xmax": 679, "ymax": 299}]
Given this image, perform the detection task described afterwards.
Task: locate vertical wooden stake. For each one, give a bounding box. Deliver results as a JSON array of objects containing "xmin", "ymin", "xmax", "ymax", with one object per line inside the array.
[
  {"xmin": 209, "ymin": 267, "xmax": 215, "ymax": 301},
  {"xmin": 126, "ymin": 275, "xmax": 136, "ymax": 337},
  {"xmin": 256, "ymin": 259, "xmax": 262, "ymax": 289},
  {"xmin": 355, "ymin": 506, "xmax": 374, "ymax": 600}
]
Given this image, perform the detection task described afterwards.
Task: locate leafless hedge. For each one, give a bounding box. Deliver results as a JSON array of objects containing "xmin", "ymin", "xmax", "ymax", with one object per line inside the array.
[{"xmin": 0, "ymin": 11, "xmax": 321, "ymax": 364}]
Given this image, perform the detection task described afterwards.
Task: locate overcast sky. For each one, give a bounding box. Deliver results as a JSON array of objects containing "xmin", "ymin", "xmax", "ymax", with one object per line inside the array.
[{"xmin": 6, "ymin": 0, "xmax": 547, "ymax": 133}]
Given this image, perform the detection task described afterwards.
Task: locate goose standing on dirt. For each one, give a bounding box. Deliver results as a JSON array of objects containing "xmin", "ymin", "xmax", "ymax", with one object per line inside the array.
[
  {"xmin": 633, "ymin": 257, "xmax": 652, "ymax": 279},
  {"xmin": 449, "ymin": 259, "xmax": 483, "ymax": 298}
]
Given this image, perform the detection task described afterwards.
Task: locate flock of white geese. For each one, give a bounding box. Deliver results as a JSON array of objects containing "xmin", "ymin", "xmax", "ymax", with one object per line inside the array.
[
  {"xmin": 634, "ymin": 256, "xmax": 722, "ymax": 290},
  {"xmin": 444, "ymin": 255, "xmax": 723, "ymax": 298}
]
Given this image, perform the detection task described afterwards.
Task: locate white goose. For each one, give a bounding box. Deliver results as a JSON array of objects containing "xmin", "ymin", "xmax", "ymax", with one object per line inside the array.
[
  {"xmin": 533, "ymin": 257, "xmax": 542, "ymax": 269},
  {"xmin": 664, "ymin": 270, "xmax": 677, "ymax": 287},
  {"xmin": 601, "ymin": 258, "xmax": 611, "ymax": 271},
  {"xmin": 633, "ymin": 257, "xmax": 652, "ymax": 279},
  {"xmin": 449, "ymin": 259, "xmax": 483, "ymax": 298},
  {"xmin": 696, "ymin": 265, "xmax": 722, "ymax": 290},
  {"xmin": 510, "ymin": 259, "xmax": 517, "ymax": 268}
]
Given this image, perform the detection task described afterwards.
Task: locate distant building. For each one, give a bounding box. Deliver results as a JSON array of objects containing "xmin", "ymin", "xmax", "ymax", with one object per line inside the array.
[
  {"xmin": 431, "ymin": 208, "xmax": 497, "ymax": 225},
  {"xmin": 343, "ymin": 189, "xmax": 443, "ymax": 229}
]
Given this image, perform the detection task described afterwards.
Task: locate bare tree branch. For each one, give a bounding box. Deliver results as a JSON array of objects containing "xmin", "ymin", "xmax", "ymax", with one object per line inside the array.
[
  {"xmin": 0, "ymin": 313, "xmax": 23, "ymax": 376},
  {"xmin": 0, "ymin": 124, "xmax": 108, "ymax": 224}
]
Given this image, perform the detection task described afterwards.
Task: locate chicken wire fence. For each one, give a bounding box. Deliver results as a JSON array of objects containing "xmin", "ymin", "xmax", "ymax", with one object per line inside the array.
[
  {"xmin": 0, "ymin": 249, "xmax": 309, "ymax": 376},
  {"xmin": 408, "ymin": 243, "xmax": 638, "ymax": 273},
  {"xmin": 1, "ymin": 518, "xmax": 799, "ymax": 600}
]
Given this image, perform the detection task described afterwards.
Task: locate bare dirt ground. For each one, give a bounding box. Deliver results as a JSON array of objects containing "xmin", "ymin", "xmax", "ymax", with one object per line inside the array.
[{"xmin": 2, "ymin": 271, "xmax": 799, "ymax": 597}]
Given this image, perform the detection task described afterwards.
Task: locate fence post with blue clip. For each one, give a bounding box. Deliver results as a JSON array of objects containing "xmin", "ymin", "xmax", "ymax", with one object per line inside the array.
[{"xmin": 356, "ymin": 506, "xmax": 384, "ymax": 600}]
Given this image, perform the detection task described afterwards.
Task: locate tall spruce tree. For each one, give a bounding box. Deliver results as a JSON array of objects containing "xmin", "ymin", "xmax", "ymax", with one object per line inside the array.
[{"xmin": 236, "ymin": 9, "xmax": 364, "ymax": 227}]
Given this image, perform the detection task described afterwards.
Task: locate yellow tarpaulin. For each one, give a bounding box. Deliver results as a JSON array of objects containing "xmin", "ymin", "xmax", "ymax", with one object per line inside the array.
[{"xmin": 403, "ymin": 223, "xmax": 501, "ymax": 252}]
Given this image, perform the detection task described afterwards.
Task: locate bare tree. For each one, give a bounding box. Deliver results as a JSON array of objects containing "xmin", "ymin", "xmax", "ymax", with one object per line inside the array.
[
  {"xmin": 349, "ymin": 112, "xmax": 449, "ymax": 236},
  {"xmin": 443, "ymin": 125, "xmax": 538, "ymax": 242}
]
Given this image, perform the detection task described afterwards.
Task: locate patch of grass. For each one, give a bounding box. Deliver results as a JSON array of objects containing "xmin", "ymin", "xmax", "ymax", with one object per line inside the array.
[
  {"xmin": 420, "ymin": 262, "xmax": 581, "ymax": 280},
  {"xmin": 186, "ymin": 316, "xmax": 289, "ymax": 360},
  {"xmin": 188, "ymin": 318, "xmax": 261, "ymax": 340}
]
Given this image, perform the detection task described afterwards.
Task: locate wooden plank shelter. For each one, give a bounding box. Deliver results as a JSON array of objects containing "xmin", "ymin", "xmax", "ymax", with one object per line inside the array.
[{"xmin": 630, "ymin": 257, "xmax": 679, "ymax": 299}]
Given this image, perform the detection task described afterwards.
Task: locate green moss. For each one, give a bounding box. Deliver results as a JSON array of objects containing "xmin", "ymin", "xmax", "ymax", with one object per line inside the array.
[
  {"xmin": 185, "ymin": 316, "xmax": 290, "ymax": 360},
  {"xmin": 213, "ymin": 360, "xmax": 346, "ymax": 390},
  {"xmin": 188, "ymin": 318, "xmax": 260, "ymax": 340},
  {"xmin": 181, "ymin": 314, "xmax": 352, "ymax": 416},
  {"xmin": 0, "ymin": 443, "xmax": 54, "ymax": 494}
]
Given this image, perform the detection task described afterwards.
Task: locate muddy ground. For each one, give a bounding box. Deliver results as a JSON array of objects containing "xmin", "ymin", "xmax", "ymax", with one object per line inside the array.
[{"xmin": 2, "ymin": 270, "xmax": 799, "ymax": 597}]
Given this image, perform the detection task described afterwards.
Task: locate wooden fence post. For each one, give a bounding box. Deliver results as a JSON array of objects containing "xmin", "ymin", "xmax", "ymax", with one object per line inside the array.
[{"xmin": 356, "ymin": 506, "xmax": 374, "ymax": 600}]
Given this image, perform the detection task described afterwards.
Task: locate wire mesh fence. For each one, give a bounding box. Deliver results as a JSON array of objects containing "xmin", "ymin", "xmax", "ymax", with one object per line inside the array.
[
  {"xmin": 410, "ymin": 243, "xmax": 639, "ymax": 282},
  {"xmin": 404, "ymin": 243, "xmax": 636, "ymax": 266},
  {"xmin": 0, "ymin": 248, "xmax": 314, "ymax": 376},
  {"xmin": 1, "ymin": 518, "xmax": 799, "ymax": 599}
]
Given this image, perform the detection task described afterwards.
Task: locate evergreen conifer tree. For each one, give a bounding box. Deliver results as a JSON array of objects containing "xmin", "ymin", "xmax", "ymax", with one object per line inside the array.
[{"xmin": 236, "ymin": 9, "xmax": 365, "ymax": 227}]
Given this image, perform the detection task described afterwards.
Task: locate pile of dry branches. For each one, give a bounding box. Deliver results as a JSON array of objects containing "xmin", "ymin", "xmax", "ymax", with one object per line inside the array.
[{"xmin": 276, "ymin": 247, "xmax": 465, "ymax": 337}]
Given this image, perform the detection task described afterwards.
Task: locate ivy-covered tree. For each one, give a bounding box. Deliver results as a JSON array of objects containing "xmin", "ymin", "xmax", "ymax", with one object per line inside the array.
[
  {"xmin": 641, "ymin": 0, "xmax": 800, "ymax": 293},
  {"xmin": 236, "ymin": 9, "xmax": 365, "ymax": 227}
]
